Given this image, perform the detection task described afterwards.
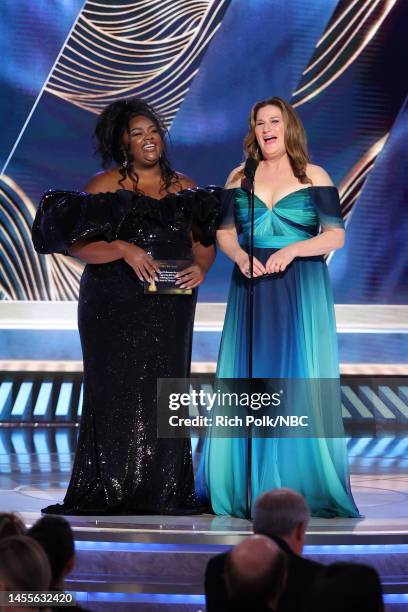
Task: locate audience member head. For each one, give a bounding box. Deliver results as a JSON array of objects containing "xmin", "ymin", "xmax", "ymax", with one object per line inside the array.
[
  {"xmin": 27, "ymin": 516, "xmax": 75, "ymax": 590},
  {"xmin": 253, "ymin": 488, "xmax": 309, "ymax": 555},
  {"xmin": 304, "ymin": 562, "xmax": 384, "ymax": 612},
  {"xmin": 0, "ymin": 512, "xmax": 25, "ymax": 539},
  {"xmin": 224, "ymin": 534, "xmax": 287, "ymax": 610},
  {"xmin": 0, "ymin": 535, "xmax": 51, "ymax": 593}
]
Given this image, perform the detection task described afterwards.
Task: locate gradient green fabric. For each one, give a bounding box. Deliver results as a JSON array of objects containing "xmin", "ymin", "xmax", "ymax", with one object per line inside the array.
[{"xmin": 198, "ymin": 186, "xmax": 360, "ymax": 518}]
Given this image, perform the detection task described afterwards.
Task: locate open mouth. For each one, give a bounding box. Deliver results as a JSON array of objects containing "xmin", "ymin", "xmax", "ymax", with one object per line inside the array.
[
  {"xmin": 263, "ymin": 136, "xmax": 277, "ymax": 144},
  {"xmin": 142, "ymin": 143, "xmax": 156, "ymax": 151}
]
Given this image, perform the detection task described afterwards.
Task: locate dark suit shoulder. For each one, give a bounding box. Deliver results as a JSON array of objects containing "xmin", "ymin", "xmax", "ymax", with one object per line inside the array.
[
  {"xmin": 288, "ymin": 552, "xmax": 323, "ymax": 576},
  {"xmin": 206, "ymin": 551, "xmax": 227, "ymax": 574},
  {"xmin": 278, "ymin": 554, "xmax": 324, "ymax": 612},
  {"xmin": 205, "ymin": 552, "xmax": 229, "ymax": 612}
]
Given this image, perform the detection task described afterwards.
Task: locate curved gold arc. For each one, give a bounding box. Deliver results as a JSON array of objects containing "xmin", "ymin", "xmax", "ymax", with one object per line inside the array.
[
  {"xmin": 338, "ymin": 134, "xmax": 388, "ymax": 199},
  {"xmin": 0, "ymin": 175, "xmax": 84, "ymax": 301},
  {"xmin": 293, "ymin": 0, "xmax": 397, "ymax": 106},
  {"xmin": 303, "ymin": 0, "xmax": 379, "ymax": 76},
  {"xmin": 317, "ymin": 0, "xmax": 366, "ymax": 47},
  {"xmin": 45, "ymin": 0, "xmax": 227, "ymax": 129}
]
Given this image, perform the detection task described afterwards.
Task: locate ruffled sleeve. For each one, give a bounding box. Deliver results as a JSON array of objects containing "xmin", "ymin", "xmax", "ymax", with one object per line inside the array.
[
  {"xmin": 188, "ymin": 186, "xmax": 222, "ymax": 246},
  {"xmin": 311, "ymin": 186, "xmax": 345, "ymax": 230},
  {"xmin": 32, "ymin": 190, "xmax": 133, "ymax": 255},
  {"xmin": 217, "ymin": 188, "xmax": 238, "ymax": 231},
  {"xmin": 32, "ymin": 186, "xmax": 222, "ymax": 255}
]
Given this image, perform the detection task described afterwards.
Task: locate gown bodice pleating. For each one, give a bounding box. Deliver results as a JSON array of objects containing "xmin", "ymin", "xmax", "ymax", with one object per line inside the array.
[{"xmin": 230, "ymin": 185, "xmax": 344, "ymax": 248}]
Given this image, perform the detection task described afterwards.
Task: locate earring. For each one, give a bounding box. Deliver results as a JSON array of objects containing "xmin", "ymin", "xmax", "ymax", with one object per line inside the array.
[{"xmin": 121, "ymin": 152, "xmax": 129, "ymax": 169}]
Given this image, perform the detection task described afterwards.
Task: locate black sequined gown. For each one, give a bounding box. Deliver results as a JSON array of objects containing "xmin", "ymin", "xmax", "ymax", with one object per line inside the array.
[{"xmin": 32, "ymin": 188, "xmax": 220, "ymax": 515}]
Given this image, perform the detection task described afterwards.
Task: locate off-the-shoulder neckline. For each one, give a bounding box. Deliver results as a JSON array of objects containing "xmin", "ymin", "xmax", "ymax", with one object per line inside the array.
[
  {"xmin": 234, "ymin": 185, "xmax": 338, "ymax": 211},
  {"xmin": 115, "ymin": 187, "xmax": 194, "ymax": 201},
  {"xmin": 114, "ymin": 186, "xmax": 213, "ymax": 204}
]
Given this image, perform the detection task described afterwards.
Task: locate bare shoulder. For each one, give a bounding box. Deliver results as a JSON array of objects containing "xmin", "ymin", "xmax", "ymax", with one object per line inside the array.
[
  {"xmin": 306, "ymin": 164, "xmax": 334, "ymax": 187},
  {"xmin": 176, "ymin": 172, "xmax": 197, "ymax": 189},
  {"xmin": 225, "ymin": 164, "xmax": 244, "ymax": 189},
  {"xmin": 83, "ymin": 170, "xmax": 120, "ymax": 194}
]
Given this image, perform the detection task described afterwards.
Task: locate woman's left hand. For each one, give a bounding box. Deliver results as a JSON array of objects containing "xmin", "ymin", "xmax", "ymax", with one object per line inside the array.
[
  {"xmin": 175, "ymin": 263, "xmax": 205, "ymax": 289},
  {"xmin": 265, "ymin": 246, "xmax": 297, "ymax": 274}
]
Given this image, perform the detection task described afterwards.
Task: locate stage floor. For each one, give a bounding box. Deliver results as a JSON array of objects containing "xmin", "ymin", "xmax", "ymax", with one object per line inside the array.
[
  {"xmin": 2, "ymin": 434, "xmax": 408, "ymax": 610},
  {"xmin": 1, "ymin": 454, "xmax": 408, "ymax": 544}
]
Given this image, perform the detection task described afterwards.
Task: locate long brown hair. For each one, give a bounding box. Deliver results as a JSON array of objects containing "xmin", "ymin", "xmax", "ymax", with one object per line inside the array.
[{"xmin": 239, "ymin": 97, "xmax": 311, "ymax": 184}]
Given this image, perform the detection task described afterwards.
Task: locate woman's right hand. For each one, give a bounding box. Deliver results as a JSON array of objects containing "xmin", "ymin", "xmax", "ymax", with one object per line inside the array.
[
  {"xmin": 119, "ymin": 242, "xmax": 160, "ymax": 282},
  {"xmin": 235, "ymin": 251, "xmax": 266, "ymax": 278}
]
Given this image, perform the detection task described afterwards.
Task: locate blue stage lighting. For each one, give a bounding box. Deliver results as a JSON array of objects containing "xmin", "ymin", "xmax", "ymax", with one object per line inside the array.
[
  {"xmin": 0, "ymin": 382, "xmax": 13, "ymax": 418},
  {"xmin": 56, "ymin": 382, "xmax": 73, "ymax": 417},
  {"xmin": 11, "ymin": 382, "xmax": 33, "ymax": 417},
  {"xmin": 33, "ymin": 430, "xmax": 52, "ymax": 473},
  {"xmin": 33, "ymin": 382, "xmax": 53, "ymax": 416}
]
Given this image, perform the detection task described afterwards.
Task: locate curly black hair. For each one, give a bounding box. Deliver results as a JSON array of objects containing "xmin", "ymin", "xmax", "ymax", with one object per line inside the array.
[{"xmin": 94, "ymin": 98, "xmax": 180, "ymax": 193}]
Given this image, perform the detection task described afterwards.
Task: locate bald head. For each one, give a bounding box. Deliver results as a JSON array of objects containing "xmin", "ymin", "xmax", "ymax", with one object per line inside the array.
[{"xmin": 225, "ymin": 535, "xmax": 287, "ymax": 607}]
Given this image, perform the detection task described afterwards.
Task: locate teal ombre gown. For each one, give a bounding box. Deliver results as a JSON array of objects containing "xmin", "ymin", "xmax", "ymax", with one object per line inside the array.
[{"xmin": 199, "ymin": 185, "xmax": 360, "ymax": 518}]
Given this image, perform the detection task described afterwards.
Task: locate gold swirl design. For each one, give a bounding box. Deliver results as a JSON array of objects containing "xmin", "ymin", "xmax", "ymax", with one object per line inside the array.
[
  {"xmin": 1, "ymin": 1, "xmax": 230, "ymax": 300},
  {"xmin": 0, "ymin": 175, "xmax": 82, "ymax": 301},
  {"xmin": 45, "ymin": 0, "xmax": 229, "ymax": 126},
  {"xmin": 338, "ymin": 134, "xmax": 388, "ymax": 221},
  {"xmin": 325, "ymin": 134, "xmax": 388, "ymax": 263},
  {"xmin": 293, "ymin": 0, "xmax": 398, "ymax": 107}
]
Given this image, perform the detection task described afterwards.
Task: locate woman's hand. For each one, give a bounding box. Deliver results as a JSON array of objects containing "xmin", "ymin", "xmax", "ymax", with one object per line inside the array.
[
  {"xmin": 235, "ymin": 251, "xmax": 266, "ymax": 278},
  {"xmin": 119, "ymin": 242, "xmax": 160, "ymax": 282},
  {"xmin": 175, "ymin": 263, "xmax": 206, "ymax": 289},
  {"xmin": 265, "ymin": 245, "xmax": 297, "ymax": 274}
]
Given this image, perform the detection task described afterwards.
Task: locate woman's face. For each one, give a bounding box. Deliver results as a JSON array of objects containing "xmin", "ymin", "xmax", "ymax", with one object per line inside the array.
[
  {"xmin": 124, "ymin": 115, "xmax": 163, "ymax": 167},
  {"xmin": 254, "ymin": 104, "xmax": 286, "ymax": 160}
]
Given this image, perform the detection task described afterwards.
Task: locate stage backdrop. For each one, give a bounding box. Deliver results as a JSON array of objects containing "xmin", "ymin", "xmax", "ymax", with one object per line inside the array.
[{"xmin": 1, "ymin": 0, "xmax": 407, "ymax": 306}]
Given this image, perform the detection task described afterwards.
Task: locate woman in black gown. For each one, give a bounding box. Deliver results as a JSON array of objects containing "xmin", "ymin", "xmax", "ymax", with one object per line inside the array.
[{"xmin": 32, "ymin": 99, "xmax": 219, "ymax": 515}]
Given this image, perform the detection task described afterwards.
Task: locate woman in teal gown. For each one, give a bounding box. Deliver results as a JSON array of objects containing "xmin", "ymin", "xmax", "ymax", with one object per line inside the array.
[{"xmin": 200, "ymin": 97, "xmax": 360, "ymax": 518}]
